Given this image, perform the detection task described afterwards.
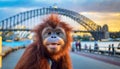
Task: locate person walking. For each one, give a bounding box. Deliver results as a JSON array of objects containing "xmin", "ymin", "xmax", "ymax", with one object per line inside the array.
[
  {"xmin": 111, "ymin": 44, "xmax": 115, "ymax": 56},
  {"xmin": 94, "ymin": 41, "xmax": 99, "ymax": 53},
  {"xmin": 71, "ymin": 41, "xmax": 76, "ymax": 52},
  {"xmin": 84, "ymin": 44, "xmax": 88, "ymax": 52},
  {"xmin": 75, "ymin": 40, "xmax": 81, "ymax": 51},
  {"xmin": 89, "ymin": 45, "xmax": 92, "ymax": 53},
  {"xmin": 108, "ymin": 44, "xmax": 111, "ymax": 56}
]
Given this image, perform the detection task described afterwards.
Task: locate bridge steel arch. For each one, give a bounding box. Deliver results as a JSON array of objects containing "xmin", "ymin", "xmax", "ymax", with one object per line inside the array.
[{"xmin": 0, "ymin": 7, "xmax": 104, "ymax": 40}]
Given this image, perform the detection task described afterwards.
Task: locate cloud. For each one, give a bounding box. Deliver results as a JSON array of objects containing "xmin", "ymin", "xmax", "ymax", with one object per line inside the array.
[
  {"xmin": 0, "ymin": 0, "xmax": 120, "ymax": 12},
  {"xmin": 81, "ymin": 0, "xmax": 120, "ymax": 12},
  {"xmin": 80, "ymin": 12, "xmax": 120, "ymax": 21},
  {"xmin": 0, "ymin": 7, "xmax": 35, "ymax": 20},
  {"xmin": 0, "ymin": 0, "xmax": 120, "ymax": 31},
  {"xmin": 0, "ymin": 7, "xmax": 120, "ymax": 31}
]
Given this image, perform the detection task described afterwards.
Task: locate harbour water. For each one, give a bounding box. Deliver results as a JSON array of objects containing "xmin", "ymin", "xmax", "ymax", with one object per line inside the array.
[
  {"xmin": 2, "ymin": 40, "xmax": 120, "ymax": 52},
  {"xmin": 2, "ymin": 40, "xmax": 32, "ymax": 47}
]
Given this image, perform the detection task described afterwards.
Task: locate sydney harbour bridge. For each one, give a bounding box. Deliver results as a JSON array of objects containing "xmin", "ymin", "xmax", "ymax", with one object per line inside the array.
[{"xmin": 0, "ymin": 7, "xmax": 109, "ymax": 40}]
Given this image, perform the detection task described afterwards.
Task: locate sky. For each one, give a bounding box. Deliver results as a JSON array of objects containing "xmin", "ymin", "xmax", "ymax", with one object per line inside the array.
[{"xmin": 0, "ymin": 0, "xmax": 120, "ymax": 32}]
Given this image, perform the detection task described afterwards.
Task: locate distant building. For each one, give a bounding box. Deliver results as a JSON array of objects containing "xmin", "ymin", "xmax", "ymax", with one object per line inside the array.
[
  {"xmin": 102, "ymin": 24, "xmax": 110, "ymax": 39},
  {"xmin": 102, "ymin": 24, "xmax": 109, "ymax": 32}
]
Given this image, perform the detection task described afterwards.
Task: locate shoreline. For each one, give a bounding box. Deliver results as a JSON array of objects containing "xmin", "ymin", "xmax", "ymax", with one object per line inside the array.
[{"xmin": 1, "ymin": 46, "xmax": 26, "ymax": 58}]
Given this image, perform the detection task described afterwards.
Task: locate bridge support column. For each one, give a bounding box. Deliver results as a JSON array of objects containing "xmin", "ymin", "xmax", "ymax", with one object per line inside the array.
[{"xmin": 104, "ymin": 32, "xmax": 110, "ymax": 39}]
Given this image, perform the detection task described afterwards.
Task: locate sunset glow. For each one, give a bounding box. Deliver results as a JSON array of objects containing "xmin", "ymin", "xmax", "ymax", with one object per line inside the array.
[
  {"xmin": 80, "ymin": 12, "xmax": 120, "ymax": 32},
  {"xmin": 0, "ymin": 0, "xmax": 120, "ymax": 32}
]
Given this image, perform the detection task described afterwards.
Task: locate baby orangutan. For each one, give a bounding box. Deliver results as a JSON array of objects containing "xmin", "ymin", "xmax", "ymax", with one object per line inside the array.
[{"xmin": 15, "ymin": 14, "xmax": 73, "ymax": 69}]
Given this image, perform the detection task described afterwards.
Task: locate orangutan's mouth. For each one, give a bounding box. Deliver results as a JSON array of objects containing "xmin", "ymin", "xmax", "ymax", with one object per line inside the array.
[
  {"xmin": 46, "ymin": 43, "xmax": 60, "ymax": 49},
  {"xmin": 47, "ymin": 43, "xmax": 60, "ymax": 46}
]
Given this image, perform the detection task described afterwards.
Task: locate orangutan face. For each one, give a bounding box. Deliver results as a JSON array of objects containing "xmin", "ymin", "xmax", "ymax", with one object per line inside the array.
[{"xmin": 42, "ymin": 26, "xmax": 66, "ymax": 53}]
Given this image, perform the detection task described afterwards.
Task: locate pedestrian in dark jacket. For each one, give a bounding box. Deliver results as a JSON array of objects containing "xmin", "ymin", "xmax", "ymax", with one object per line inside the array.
[{"xmin": 76, "ymin": 40, "xmax": 81, "ymax": 51}]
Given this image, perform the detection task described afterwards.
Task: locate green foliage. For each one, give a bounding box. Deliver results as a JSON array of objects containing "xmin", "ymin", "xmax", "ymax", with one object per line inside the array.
[
  {"xmin": 77, "ymin": 36, "xmax": 82, "ymax": 40},
  {"xmin": 82, "ymin": 36, "xmax": 90, "ymax": 41},
  {"xmin": 2, "ymin": 31, "xmax": 14, "ymax": 41},
  {"xmin": 75, "ymin": 35, "xmax": 90, "ymax": 41},
  {"xmin": 110, "ymin": 32, "xmax": 120, "ymax": 39}
]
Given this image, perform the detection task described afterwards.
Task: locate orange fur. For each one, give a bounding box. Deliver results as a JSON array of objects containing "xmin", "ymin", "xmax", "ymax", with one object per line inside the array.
[{"xmin": 15, "ymin": 14, "xmax": 73, "ymax": 69}]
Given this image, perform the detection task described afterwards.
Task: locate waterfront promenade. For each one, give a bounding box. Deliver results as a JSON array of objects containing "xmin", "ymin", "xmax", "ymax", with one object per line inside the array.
[{"xmin": 2, "ymin": 49, "xmax": 120, "ymax": 69}]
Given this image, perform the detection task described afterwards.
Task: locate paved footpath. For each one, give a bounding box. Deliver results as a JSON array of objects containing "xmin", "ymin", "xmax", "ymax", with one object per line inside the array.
[
  {"xmin": 71, "ymin": 52, "xmax": 120, "ymax": 69},
  {"xmin": 2, "ymin": 49, "xmax": 120, "ymax": 69}
]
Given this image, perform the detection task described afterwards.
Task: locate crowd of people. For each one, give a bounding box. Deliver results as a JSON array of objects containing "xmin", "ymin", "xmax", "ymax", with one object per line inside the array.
[
  {"xmin": 71, "ymin": 40, "xmax": 99, "ymax": 52},
  {"xmin": 108, "ymin": 43, "xmax": 120, "ymax": 56},
  {"xmin": 71, "ymin": 40, "xmax": 120, "ymax": 56},
  {"xmin": 71, "ymin": 40, "xmax": 81, "ymax": 52}
]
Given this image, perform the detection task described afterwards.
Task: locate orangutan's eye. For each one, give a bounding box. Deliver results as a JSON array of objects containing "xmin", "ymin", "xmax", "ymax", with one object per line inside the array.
[
  {"xmin": 56, "ymin": 32, "xmax": 61, "ymax": 35},
  {"xmin": 48, "ymin": 32, "xmax": 51, "ymax": 35}
]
